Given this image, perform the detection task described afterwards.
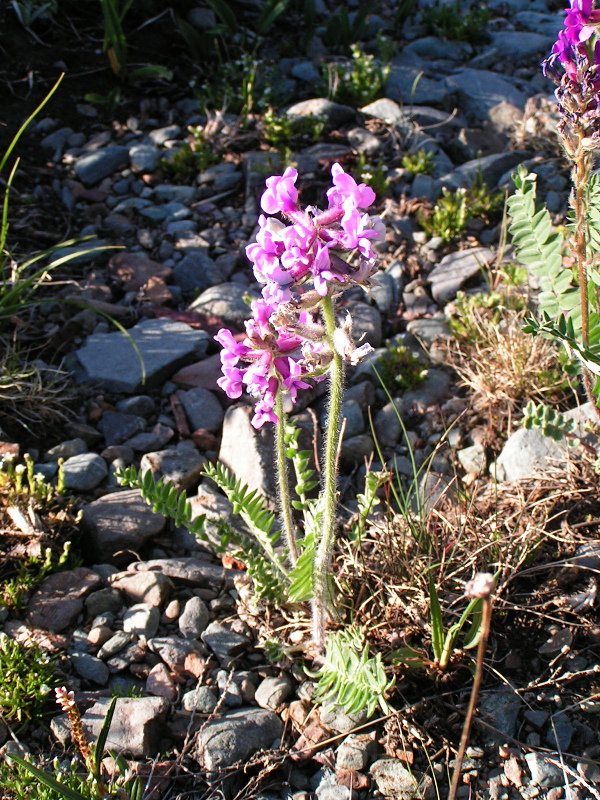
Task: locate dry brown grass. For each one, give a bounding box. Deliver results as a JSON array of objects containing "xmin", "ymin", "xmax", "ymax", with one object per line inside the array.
[{"xmin": 443, "ymin": 304, "xmax": 569, "ymax": 428}]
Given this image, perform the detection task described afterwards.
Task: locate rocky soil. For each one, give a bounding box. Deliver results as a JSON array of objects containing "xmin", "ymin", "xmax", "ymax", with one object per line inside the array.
[{"xmin": 1, "ymin": 0, "xmax": 600, "ymax": 799}]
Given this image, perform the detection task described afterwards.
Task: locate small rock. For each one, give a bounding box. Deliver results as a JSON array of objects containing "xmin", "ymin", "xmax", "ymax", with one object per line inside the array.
[
  {"xmin": 123, "ymin": 604, "xmax": 160, "ymax": 638},
  {"xmin": 148, "ymin": 635, "xmax": 203, "ymax": 670},
  {"xmin": 110, "ymin": 571, "xmax": 173, "ymax": 607},
  {"xmin": 26, "ymin": 568, "xmax": 102, "ymax": 632},
  {"xmin": 182, "ymin": 685, "xmax": 218, "ymax": 713},
  {"xmin": 140, "ymin": 440, "xmax": 206, "ymax": 492},
  {"xmin": 179, "ymin": 596, "xmax": 210, "ymax": 638},
  {"xmin": 219, "ymin": 405, "xmax": 276, "ymax": 499},
  {"xmin": 428, "ymin": 248, "xmax": 495, "ymax": 303},
  {"xmin": 179, "ymin": 387, "xmax": 224, "ymax": 433},
  {"xmin": 44, "ymin": 438, "xmax": 87, "ymax": 462},
  {"xmin": 286, "ymin": 98, "xmax": 356, "ymax": 128},
  {"xmin": 61, "ymin": 453, "xmax": 108, "ymax": 491},
  {"xmin": 70, "ymin": 652, "xmax": 110, "ymax": 685},
  {"xmin": 254, "ymin": 675, "xmax": 293, "ymax": 711},
  {"xmin": 193, "ymin": 707, "xmax": 283, "ymax": 770},
  {"xmin": 74, "ymin": 146, "xmax": 129, "ymax": 185},
  {"xmin": 336, "ymin": 734, "xmax": 378, "ymax": 771},
  {"xmin": 481, "ymin": 690, "xmax": 522, "ymax": 742},
  {"xmin": 370, "ymin": 759, "xmax": 420, "ymax": 799},
  {"xmin": 85, "ymin": 588, "xmax": 123, "ymax": 617},
  {"xmin": 525, "ymin": 753, "xmax": 565, "ymax": 788},
  {"xmin": 202, "ymin": 621, "xmax": 250, "ymax": 666},
  {"xmin": 190, "ymin": 283, "xmax": 257, "ymax": 326},
  {"xmin": 146, "ymin": 662, "xmax": 177, "ymax": 701},
  {"xmin": 97, "ymin": 631, "xmax": 134, "ymax": 659},
  {"xmin": 320, "ymin": 701, "xmax": 371, "ymax": 734},
  {"xmin": 81, "ymin": 696, "xmax": 168, "ymax": 758}
]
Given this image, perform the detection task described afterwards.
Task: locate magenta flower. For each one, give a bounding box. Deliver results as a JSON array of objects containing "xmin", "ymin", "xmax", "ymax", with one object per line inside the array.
[
  {"xmin": 261, "ymin": 167, "xmax": 300, "ymax": 215},
  {"xmin": 326, "ymin": 163, "xmax": 376, "ymax": 212}
]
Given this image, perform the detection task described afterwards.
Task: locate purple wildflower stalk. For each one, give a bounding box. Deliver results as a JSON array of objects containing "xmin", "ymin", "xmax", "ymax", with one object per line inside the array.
[
  {"xmin": 215, "ymin": 162, "xmax": 383, "ymax": 649},
  {"xmin": 543, "ymin": 0, "xmax": 600, "ymax": 418}
]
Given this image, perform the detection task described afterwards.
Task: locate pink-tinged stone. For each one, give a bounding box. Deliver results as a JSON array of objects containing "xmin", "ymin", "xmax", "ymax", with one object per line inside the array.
[
  {"xmin": 109, "ymin": 570, "xmax": 173, "ymax": 607},
  {"xmin": 26, "ymin": 568, "xmax": 103, "ymax": 633},
  {"xmin": 108, "ymin": 252, "xmax": 172, "ymax": 292},
  {"xmin": 81, "ymin": 696, "xmax": 169, "ymax": 758},
  {"xmin": 171, "ymin": 353, "xmax": 223, "ymax": 391},
  {"xmin": 146, "ymin": 663, "xmax": 177, "ymax": 702}
]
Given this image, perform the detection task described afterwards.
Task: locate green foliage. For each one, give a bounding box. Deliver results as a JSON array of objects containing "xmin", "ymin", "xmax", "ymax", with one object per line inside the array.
[
  {"xmin": 194, "ymin": 55, "xmax": 276, "ymax": 120},
  {"xmin": 1, "ymin": 542, "xmax": 71, "ymax": 612},
  {"xmin": 350, "ymin": 468, "xmax": 385, "ymax": 544},
  {"xmin": 446, "ymin": 290, "xmax": 519, "ymax": 343},
  {"xmin": 82, "ymin": 88, "xmax": 122, "ymax": 116},
  {"xmin": 322, "ymin": 4, "xmax": 371, "ymax": 54},
  {"xmin": 393, "ymin": 0, "xmax": 418, "ymax": 34},
  {"xmin": 508, "ymin": 166, "xmax": 580, "ymax": 330},
  {"xmin": 98, "ymin": 0, "xmax": 172, "ymax": 82},
  {"xmin": 402, "ymin": 149, "xmax": 435, "ymax": 176},
  {"xmin": 376, "ymin": 344, "xmax": 428, "ymax": 393},
  {"xmin": 10, "ymin": 0, "xmax": 56, "ymax": 28},
  {"xmin": 0, "ymin": 756, "xmax": 95, "ymax": 800},
  {"xmin": 284, "ymin": 422, "xmax": 319, "ymax": 512},
  {"xmin": 419, "ymin": 178, "xmax": 502, "ymax": 242},
  {"xmin": 326, "ymin": 43, "xmax": 390, "ymax": 106},
  {"xmin": 389, "ymin": 573, "xmax": 483, "ymax": 672},
  {"xmin": 353, "ymin": 154, "xmax": 389, "ymax": 198},
  {"xmin": 422, "ymin": 1, "xmax": 490, "ymax": 44},
  {"xmin": 159, "ymin": 129, "xmax": 219, "ymax": 183},
  {"xmin": 0, "ymin": 635, "xmax": 55, "ymax": 723},
  {"xmin": 313, "ymin": 627, "xmax": 394, "ymax": 716},
  {"xmin": 522, "ymin": 400, "xmax": 580, "ymax": 444},
  {"xmin": 262, "ymin": 109, "xmax": 326, "ymax": 147}
]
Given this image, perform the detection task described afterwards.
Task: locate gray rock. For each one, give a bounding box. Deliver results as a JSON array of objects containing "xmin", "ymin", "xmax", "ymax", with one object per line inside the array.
[
  {"xmin": 216, "ymin": 670, "xmax": 243, "ymax": 707},
  {"xmin": 490, "ymin": 31, "xmax": 554, "ymax": 59},
  {"xmin": 137, "ymin": 557, "xmax": 230, "ymax": 588},
  {"xmin": 97, "ymin": 631, "xmax": 133, "ymax": 659},
  {"xmin": 254, "ymin": 675, "xmax": 293, "ymax": 711},
  {"xmin": 336, "ymin": 734, "xmax": 378, "ymax": 771},
  {"xmin": 182, "ymin": 685, "xmax": 218, "ymax": 713},
  {"xmin": 340, "ymin": 434, "xmax": 375, "ymax": 469},
  {"xmin": 179, "ymin": 387, "xmax": 224, "ymax": 433},
  {"xmin": 81, "ymin": 696, "xmax": 168, "ymax": 758},
  {"xmin": 129, "ymin": 143, "xmax": 161, "ymax": 173},
  {"xmin": 404, "ymin": 36, "xmax": 465, "ymax": 61},
  {"xmin": 179, "ymin": 596, "xmax": 210, "ymax": 638},
  {"xmin": 110, "ymin": 570, "xmax": 173, "ymax": 607},
  {"xmin": 69, "ymin": 652, "xmax": 110, "ymax": 685},
  {"xmin": 480, "ymin": 690, "xmax": 522, "ymax": 741},
  {"xmin": 286, "ymin": 98, "xmax": 356, "ymax": 128},
  {"xmin": 291, "ymin": 61, "xmax": 321, "ymax": 83},
  {"xmin": 72, "ymin": 318, "xmax": 209, "ymax": 393},
  {"xmin": 370, "ymin": 272, "xmax": 397, "ymax": 314},
  {"xmin": 41, "ymin": 127, "xmax": 73, "ymax": 154},
  {"xmin": 386, "ymin": 66, "xmax": 453, "ymax": 107},
  {"xmin": 115, "ymin": 395, "xmax": 155, "ymax": 417},
  {"xmin": 44, "ymin": 438, "xmax": 87, "ymax": 461},
  {"xmin": 341, "ymin": 399, "xmax": 365, "ymax": 439},
  {"xmin": 494, "ymin": 427, "xmax": 564, "ymax": 482},
  {"xmin": 320, "ymin": 701, "xmax": 371, "ymax": 734},
  {"xmin": 123, "ymin": 603, "xmax": 160, "ymax": 638},
  {"xmin": 154, "ymin": 183, "xmax": 196, "ymax": 203},
  {"xmin": 347, "ymin": 302, "xmax": 382, "ymax": 348},
  {"xmin": 402, "ymin": 369, "xmax": 450, "ymax": 412},
  {"xmin": 190, "ymin": 283, "xmax": 257, "ymax": 326},
  {"xmin": 457, "ymin": 444, "xmax": 486, "ymax": 476},
  {"xmin": 202, "ymin": 621, "xmax": 250, "ymax": 666},
  {"xmin": 406, "ymin": 318, "xmax": 452, "ymax": 346},
  {"xmin": 545, "ymin": 713, "xmax": 574, "ymax": 751},
  {"xmin": 410, "ymin": 174, "xmax": 441, "ymax": 202},
  {"xmin": 360, "ymin": 98, "xmax": 411, "ymax": 132},
  {"xmin": 194, "ymin": 707, "xmax": 283, "ymax": 770},
  {"xmin": 148, "ymin": 635, "xmax": 202, "ymax": 670},
  {"xmin": 98, "ymin": 411, "xmax": 145, "ymax": 447},
  {"xmin": 147, "ymin": 125, "xmax": 182, "ymax": 146},
  {"xmin": 47, "ymin": 239, "xmax": 108, "ymax": 268},
  {"xmin": 370, "ymin": 759, "xmax": 420, "ymax": 799},
  {"xmin": 346, "ymin": 127, "xmax": 381, "ymax": 156},
  {"xmin": 219, "ymin": 404, "xmax": 277, "ymax": 499},
  {"xmin": 81, "ymin": 489, "xmax": 166, "ymax": 562},
  {"xmin": 445, "ymin": 70, "xmax": 529, "ymax": 121},
  {"xmin": 50, "ymin": 714, "xmax": 71, "ymax": 746},
  {"xmin": 140, "ymin": 440, "xmax": 205, "ymax": 492},
  {"xmin": 373, "ymin": 401, "xmax": 403, "ymax": 448},
  {"xmin": 172, "ymin": 251, "xmax": 223, "ymax": 297},
  {"xmin": 61, "ymin": 453, "xmax": 108, "ymax": 491},
  {"xmin": 85, "ymin": 588, "xmax": 123, "ymax": 617},
  {"xmin": 524, "ymin": 752, "xmax": 565, "ymax": 788},
  {"xmin": 74, "ymin": 146, "xmax": 129, "ymax": 185},
  {"xmin": 443, "ymin": 152, "xmax": 530, "ymax": 190},
  {"xmin": 513, "ymin": 11, "xmax": 563, "ymax": 38},
  {"xmin": 428, "ymin": 247, "xmax": 495, "ymax": 302}
]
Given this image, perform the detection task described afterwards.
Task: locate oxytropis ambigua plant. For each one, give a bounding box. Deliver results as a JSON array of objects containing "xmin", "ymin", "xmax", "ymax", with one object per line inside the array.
[
  {"xmin": 216, "ymin": 163, "xmax": 383, "ymax": 652},
  {"xmin": 509, "ymin": 0, "xmax": 600, "ymax": 432}
]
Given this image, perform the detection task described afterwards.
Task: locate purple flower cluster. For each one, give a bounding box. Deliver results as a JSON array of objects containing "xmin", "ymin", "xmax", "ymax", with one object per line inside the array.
[
  {"xmin": 215, "ymin": 163, "xmax": 383, "ymax": 428},
  {"xmin": 544, "ymin": 0, "xmax": 600, "ymax": 82}
]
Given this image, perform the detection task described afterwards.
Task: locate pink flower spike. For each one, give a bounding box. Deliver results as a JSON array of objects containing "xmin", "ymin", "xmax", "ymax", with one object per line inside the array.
[
  {"xmin": 327, "ymin": 163, "xmax": 376, "ymax": 211},
  {"xmin": 261, "ymin": 167, "xmax": 300, "ymax": 215}
]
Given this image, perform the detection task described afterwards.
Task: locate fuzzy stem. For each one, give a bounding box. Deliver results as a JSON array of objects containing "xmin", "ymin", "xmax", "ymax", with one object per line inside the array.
[
  {"xmin": 573, "ymin": 152, "xmax": 600, "ymax": 421},
  {"xmin": 275, "ymin": 390, "xmax": 298, "ymax": 566},
  {"xmin": 312, "ymin": 292, "xmax": 344, "ymax": 653},
  {"xmin": 447, "ymin": 596, "xmax": 493, "ymax": 800}
]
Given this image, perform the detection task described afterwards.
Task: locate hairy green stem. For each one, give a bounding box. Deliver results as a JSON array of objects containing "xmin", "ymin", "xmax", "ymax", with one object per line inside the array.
[
  {"xmin": 275, "ymin": 390, "xmax": 298, "ymax": 566},
  {"xmin": 573, "ymin": 152, "xmax": 600, "ymax": 421},
  {"xmin": 447, "ymin": 596, "xmax": 492, "ymax": 800},
  {"xmin": 312, "ymin": 293, "xmax": 344, "ymax": 653}
]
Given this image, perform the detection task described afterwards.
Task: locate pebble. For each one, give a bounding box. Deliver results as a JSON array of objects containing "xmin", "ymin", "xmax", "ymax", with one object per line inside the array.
[
  {"xmin": 123, "ymin": 603, "xmax": 160, "ymax": 638},
  {"xmin": 178, "ymin": 596, "xmax": 210, "ymax": 638},
  {"xmin": 182, "ymin": 685, "xmax": 218, "ymax": 713},
  {"xmin": 61, "ymin": 453, "xmax": 108, "ymax": 491},
  {"xmin": 254, "ymin": 675, "xmax": 293, "ymax": 711}
]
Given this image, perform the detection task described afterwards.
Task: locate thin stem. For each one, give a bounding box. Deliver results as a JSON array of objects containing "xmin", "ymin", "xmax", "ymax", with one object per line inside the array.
[
  {"xmin": 573, "ymin": 152, "xmax": 600, "ymax": 421},
  {"xmin": 275, "ymin": 390, "xmax": 298, "ymax": 566},
  {"xmin": 312, "ymin": 292, "xmax": 344, "ymax": 653},
  {"xmin": 447, "ymin": 597, "xmax": 493, "ymax": 800}
]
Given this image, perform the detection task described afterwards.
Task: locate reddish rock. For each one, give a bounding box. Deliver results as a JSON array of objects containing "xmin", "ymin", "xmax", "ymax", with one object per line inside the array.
[
  {"xmin": 26, "ymin": 568, "xmax": 103, "ymax": 633},
  {"xmin": 140, "ymin": 276, "xmax": 174, "ymax": 305},
  {"xmin": 146, "ymin": 663, "xmax": 177, "ymax": 702},
  {"xmin": 171, "ymin": 353, "xmax": 224, "ymax": 391},
  {"xmin": 108, "ymin": 252, "xmax": 172, "ymax": 292},
  {"xmin": 81, "ymin": 696, "xmax": 169, "ymax": 758},
  {"xmin": 191, "ymin": 429, "xmax": 218, "ymax": 450}
]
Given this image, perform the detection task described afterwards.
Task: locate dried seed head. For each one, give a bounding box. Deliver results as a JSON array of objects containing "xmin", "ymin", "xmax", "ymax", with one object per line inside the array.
[{"xmin": 464, "ymin": 572, "xmax": 495, "ymax": 600}]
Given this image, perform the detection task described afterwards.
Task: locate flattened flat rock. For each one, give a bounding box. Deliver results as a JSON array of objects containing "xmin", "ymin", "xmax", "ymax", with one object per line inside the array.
[
  {"xmin": 386, "ymin": 66, "xmax": 453, "ymax": 108},
  {"xmin": 190, "ymin": 283, "xmax": 257, "ymax": 326},
  {"xmin": 428, "ymin": 247, "xmax": 495, "ymax": 302},
  {"xmin": 134, "ymin": 557, "xmax": 231, "ymax": 588},
  {"xmin": 194, "ymin": 707, "xmax": 283, "ymax": 770},
  {"xmin": 81, "ymin": 489, "xmax": 166, "ymax": 562},
  {"xmin": 108, "ymin": 252, "xmax": 172, "ymax": 291},
  {"xmin": 140, "ymin": 440, "xmax": 206, "ymax": 491},
  {"xmin": 26, "ymin": 568, "xmax": 102, "ymax": 632},
  {"xmin": 445, "ymin": 70, "xmax": 529, "ymax": 121},
  {"xmin": 109, "ymin": 570, "xmax": 173, "ymax": 607},
  {"xmin": 218, "ymin": 404, "xmax": 276, "ymax": 499},
  {"xmin": 286, "ymin": 98, "xmax": 356, "ymax": 128},
  {"xmin": 202, "ymin": 621, "xmax": 250, "ymax": 665},
  {"xmin": 72, "ymin": 318, "xmax": 209, "ymax": 393},
  {"xmin": 81, "ymin": 696, "xmax": 168, "ymax": 757},
  {"xmin": 74, "ymin": 146, "xmax": 129, "ymax": 185}
]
